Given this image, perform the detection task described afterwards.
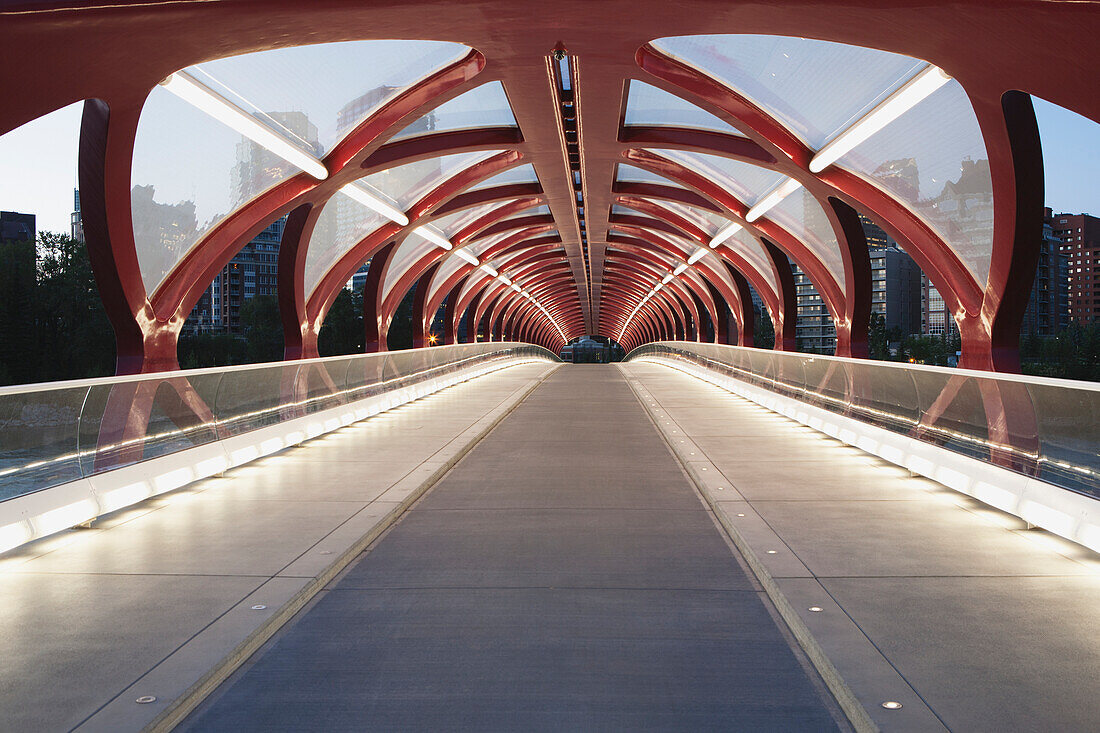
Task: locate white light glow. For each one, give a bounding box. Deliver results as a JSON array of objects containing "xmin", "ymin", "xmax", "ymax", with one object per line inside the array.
[
  {"xmin": 0, "ymin": 522, "xmax": 32, "ymax": 554},
  {"xmin": 673, "ymin": 263, "xmax": 688, "ymax": 276},
  {"xmin": 154, "ymin": 467, "xmax": 195, "ymax": 493},
  {"xmin": 498, "ymin": 275, "xmax": 512, "ymax": 286},
  {"xmin": 810, "ymin": 64, "xmax": 952, "ymax": 174},
  {"xmin": 339, "ymin": 182, "xmax": 409, "ymax": 226},
  {"xmin": 511, "ymin": 282, "xmax": 522, "ymax": 292},
  {"xmin": 710, "ymin": 222, "xmax": 742, "ymax": 248},
  {"xmin": 414, "ymin": 225, "xmax": 452, "ymax": 250},
  {"xmin": 661, "ymin": 274, "xmax": 674, "ymax": 284},
  {"xmin": 746, "ymin": 178, "xmax": 803, "ymax": 222},
  {"xmin": 454, "ymin": 248, "xmax": 479, "ymax": 266},
  {"xmin": 100, "ymin": 482, "xmax": 154, "ymax": 514},
  {"xmin": 33, "ymin": 499, "xmax": 98, "ymax": 537},
  {"xmin": 160, "ymin": 72, "xmax": 328, "ymax": 180},
  {"xmin": 687, "ymin": 248, "xmax": 707, "ymax": 265},
  {"xmin": 479, "ymin": 264, "xmax": 498, "ymax": 277}
]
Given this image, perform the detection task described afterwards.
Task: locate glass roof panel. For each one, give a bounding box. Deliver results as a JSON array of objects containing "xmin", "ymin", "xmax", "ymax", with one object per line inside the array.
[
  {"xmin": 501, "ymin": 203, "xmax": 551, "ymax": 220},
  {"xmin": 359, "ymin": 150, "xmax": 502, "ymax": 210},
  {"xmin": 616, "ymin": 163, "xmax": 687, "ymax": 188},
  {"xmin": 131, "ymin": 86, "xmax": 299, "ymax": 293},
  {"xmin": 723, "ymin": 228, "xmax": 779, "ymax": 297},
  {"xmin": 764, "ymin": 187, "xmax": 845, "ymax": 291},
  {"xmin": 467, "ymin": 163, "xmax": 539, "ymax": 191},
  {"xmin": 391, "ymin": 81, "xmax": 516, "ymax": 141},
  {"xmin": 649, "ymin": 148, "xmax": 785, "ymax": 204},
  {"xmin": 384, "ymin": 229, "xmax": 438, "ymax": 297},
  {"xmin": 624, "ymin": 80, "xmax": 743, "ymax": 134},
  {"xmin": 836, "ymin": 80, "xmax": 993, "ymax": 284},
  {"xmin": 647, "ymin": 199, "xmax": 728, "ymax": 237},
  {"xmin": 190, "ymin": 40, "xmax": 468, "ymax": 156},
  {"xmin": 651, "ymin": 35, "xmax": 924, "ymax": 149},
  {"xmin": 432, "ymin": 201, "xmax": 508, "ymax": 239},
  {"xmin": 304, "ymin": 192, "xmax": 387, "ymax": 298}
]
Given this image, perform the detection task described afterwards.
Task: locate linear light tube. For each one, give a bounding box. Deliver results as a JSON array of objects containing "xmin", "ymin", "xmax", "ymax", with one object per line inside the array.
[
  {"xmin": 810, "ymin": 64, "xmax": 952, "ymax": 174},
  {"xmin": 339, "ymin": 182, "xmax": 409, "ymax": 226},
  {"xmin": 511, "ymin": 282, "xmax": 522, "ymax": 292},
  {"xmin": 746, "ymin": 178, "xmax": 803, "ymax": 222},
  {"xmin": 662, "ymin": 274, "xmax": 674, "ymax": 284},
  {"xmin": 454, "ymin": 248, "xmax": 479, "ymax": 266},
  {"xmin": 498, "ymin": 275, "xmax": 512, "ymax": 286},
  {"xmin": 687, "ymin": 248, "xmax": 708, "ymax": 265},
  {"xmin": 673, "ymin": 263, "xmax": 688, "ymax": 276},
  {"xmin": 710, "ymin": 222, "xmax": 743, "ymax": 248},
  {"xmin": 479, "ymin": 264, "xmax": 499, "ymax": 277},
  {"xmin": 160, "ymin": 72, "xmax": 328, "ymax": 180},
  {"xmin": 414, "ymin": 225, "xmax": 452, "ymax": 250}
]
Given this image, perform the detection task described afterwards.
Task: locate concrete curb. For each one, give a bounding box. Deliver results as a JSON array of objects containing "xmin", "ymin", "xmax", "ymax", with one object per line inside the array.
[{"xmin": 147, "ymin": 363, "xmax": 559, "ymax": 732}]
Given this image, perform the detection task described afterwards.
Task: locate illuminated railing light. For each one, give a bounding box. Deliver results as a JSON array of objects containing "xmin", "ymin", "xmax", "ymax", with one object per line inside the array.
[
  {"xmin": 339, "ymin": 181, "xmax": 409, "ymax": 226},
  {"xmin": 160, "ymin": 72, "xmax": 328, "ymax": 180},
  {"xmin": 810, "ymin": 64, "xmax": 952, "ymax": 174},
  {"xmin": 454, "ymin": 248, "xmax": 479, "ymax": 266},
  {"xmin": 687, "ymin": 248, "xmax": 707, "ymax": 265},
  {"xmin": 746, "ymin": 178, "xmax": 803, "ymax": 222},
  {"xmin": 414, "ymin": 225, "xmax": 452, "ymax": 251},
  {"xmin": 710, "ymin": 222, "xmax": 742, "ymax": 248}
]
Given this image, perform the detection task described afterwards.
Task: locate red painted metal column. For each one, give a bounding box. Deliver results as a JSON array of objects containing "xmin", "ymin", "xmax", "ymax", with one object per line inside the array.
[
  {"xmin": 363, "ymin": 243, "xmax": 396, "ymax": 353},
  {"xmin": 411, "ymin": 262, "xmax": 440, "ymax": 349}
]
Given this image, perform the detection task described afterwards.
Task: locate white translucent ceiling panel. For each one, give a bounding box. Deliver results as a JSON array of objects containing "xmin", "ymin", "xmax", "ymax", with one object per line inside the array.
[
  {"xmin": 391, "ymin": 81, "xmax": 517, "ymax": 141},
  {"xmin": 304, "ymin": 193, "xmax": 387, "ymax": 298},
  {"xmin": 765, "ymin": 187, "xmax": 845, "ymax": 291},
  {"xmin": 650, "ymin": 148, "xmax": 785, "ymax": 205},
  {"xmin": 648, "ymin": 199, "xmax": 728, "ymax": 237},
  {"xmin": 486, "ymin": 232, "xmax": 559, "ymax": 269},
  {"xmin": 616, "ymin": 163, "xmax": 687, "ymax": 188},
  {"xmin": 723, "ymin": 228, "xmax": 779, "ymax": 297},
  {"xmin": 651, "ymin": 35, "xmax": 924, "ymax": 149},
  {"xmin": 836, "ymin": 81, "xmax": 993, "ymax": 284},
  {"xmin": 467, "ymin": 163, "xmax": 539, "ymax": 191},
  {"xmin": 611, "ymin": 204, "xmax": 662, "ymax": 224},
  {"xmin": 624, "ymin": 80, "xmax": 743, "ymax": 134},
  {"xmin": 190, "ymin": 40, "xmax": 468, "ymax": 156},
  {"xmin": 501, "ymin": 203, "xmax": 551, "ymax": 220},
  {"xmin": 359, "ymin": 150, "xmax": 501, "ymax": 211},
  {"xmin": 432, "ymin": 202, "xmax": 506, "ymax": 239},
  {"xmin": 384, "ymin": 230, "xmax": 437, "ymax": 297},
  {"xmin": 132, "ymin": 86, "xmax": 294, "ymax": 293}
]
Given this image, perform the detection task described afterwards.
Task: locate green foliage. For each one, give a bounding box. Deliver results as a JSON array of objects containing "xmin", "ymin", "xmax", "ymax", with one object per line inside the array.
[
  {"xmin": 318, "ymin": 289, "xmax": 363, "ymax": 356},
  {"xmin": 0, "ymin": 232, "xmax": 115, "ymax": 385},
  {"xmin": 868, "ymin": 312, "xmax": 891, "ymax": 360},
  {"xmin": 239, "ymin": 294, "xmax": 283, "ymax": 363},
  {"xmin": 899, "ymin": 327, "xmax": 961, "ymax": 367},
  {"xmin": 1020, "ymin": 322, "xmax": 1100, "ymax": 381},
  {"xmin": 753, "ymin": 306, "xmax": 774, "ymax": 349},
  {"xmin": 386, "ymin": 289, "xmax": 416, "ymax": 350}
]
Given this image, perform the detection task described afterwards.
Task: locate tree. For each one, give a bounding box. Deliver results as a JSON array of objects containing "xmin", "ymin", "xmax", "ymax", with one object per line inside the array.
[
  {"xmin": 239, "ymin": 294, "xmax": 283, "ymax": 363},
  {"xmin": 753, "ymin": 305, "xmax": 774, "ymax": 349},
  {"xmin": 318, "ymin": 289, "xmax": 364, "ymax": 356},
  {"xmin": 868, "ymin": 311, "xmax": 890, "ymax": 360}
]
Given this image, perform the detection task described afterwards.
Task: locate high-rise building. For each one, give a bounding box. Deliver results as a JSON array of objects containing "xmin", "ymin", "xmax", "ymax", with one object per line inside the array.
[
  {"xmin": 1050, "ymin": 211, "xmax": 1100, "ymax": 324},
  {"xmin": 71, "ymin": 189, "xmax": 84, "ymax": 243},
  {"xmin": 793, "ymin": 214, "xmax": 920, "ymax": 353},
  {"xmin": 1020, "ymin": 210, "xmax": 1070, "ymax": 338},
  {"xmin": 231, "ymin": 111, "xmax": 320, "ymax": 209},
  {"xmin": 0, "ymin": 210, "xmax": 35, "ymax": 242},
  {"xmin": 185, "ymin": 217, "xmax": 284, "ymax": 335}
]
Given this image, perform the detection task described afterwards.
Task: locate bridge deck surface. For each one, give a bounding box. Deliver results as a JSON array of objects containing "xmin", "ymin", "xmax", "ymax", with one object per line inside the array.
[{"xmin": 182, "ymin": 366, "xmax": 846, "ymax": 731}]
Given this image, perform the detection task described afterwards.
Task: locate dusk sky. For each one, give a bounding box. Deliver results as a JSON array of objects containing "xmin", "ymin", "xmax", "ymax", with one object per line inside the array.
[{"xmin": 0, "ymin": 92, "xmax": 1095, "ymax": 236}]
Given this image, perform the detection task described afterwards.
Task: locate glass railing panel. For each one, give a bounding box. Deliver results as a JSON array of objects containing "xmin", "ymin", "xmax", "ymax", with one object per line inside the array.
[
  {"xmin": 1029, "ymin": 382, "xmax": 1100, "ymax": 497},
  {"xmin": 0, "ymin": 386, "xmax": 88, "ymax": 500}
]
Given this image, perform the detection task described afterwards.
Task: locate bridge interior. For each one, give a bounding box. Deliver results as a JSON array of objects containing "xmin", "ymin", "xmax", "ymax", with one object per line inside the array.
[{"xmin": 2, "ymin": 362, "xmax": 1096, "ymax": 732}]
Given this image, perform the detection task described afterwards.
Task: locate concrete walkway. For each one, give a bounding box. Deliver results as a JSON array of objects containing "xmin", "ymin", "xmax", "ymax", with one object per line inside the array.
[
  {"xmin": 0, "ymin": 361, "xmax": 556, "ymax": 732},
  {"xmin": 622, "ymin": 361, "xmax": 1100, "ymax": 733},
  {"xmin": 182, "ymin": 366, "xmax": 848, "ymax": 731}
]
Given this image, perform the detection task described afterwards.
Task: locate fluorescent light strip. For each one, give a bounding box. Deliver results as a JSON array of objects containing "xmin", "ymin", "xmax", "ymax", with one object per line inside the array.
[
  {"xmin": 687, "ymin": 248, "xmax": 707, "ymax": 265},
  {"xmin": 454, "ymin": 248, "xmax": 479, "ymax": 266},
  {"xmin": 746, "ymin": 177, "xmax": 803, "ymax": 222},
  {"xmin": 673, "ymin": 263, "xmax": 688, "ymax": 276},
  {"xmin": 661, "ymin": 273, "xmax": 674, "ymax": 284},
  {"xmin": 710, "ymin": 222, "xmax": 742, "ymax": 248},
  {"xmin": 810, "ymin": 64, "xmax": 952, "ymax": 174},
  {"xmin": 339, "ymin": 182, "xmax": 409, "ymax": 226},
  {"xmin": 479, "ymin": 264, "xmax": 498, "ymax": 278},
  {"xmin": 498, "ymin": 275, "xmax": 512, "ymax": 286},
  {"xmin": 160, "ymin": 72, "xmax": 328, "ymax": 181},
  {"xmin": 414, "ymin": 225, "xmax": 452, "ymax": 251}
]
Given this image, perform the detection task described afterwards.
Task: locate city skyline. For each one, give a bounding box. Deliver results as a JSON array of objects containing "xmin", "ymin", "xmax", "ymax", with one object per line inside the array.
[{"xmin": 0, "ymin": 93, "xmax": 1095, "ymax": 237}]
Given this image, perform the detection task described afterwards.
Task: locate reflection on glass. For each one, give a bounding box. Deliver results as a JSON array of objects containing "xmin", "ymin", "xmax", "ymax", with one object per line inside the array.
[{"xmin": 624, "ymin": 80, "xmax": 743, "ymax": 134}]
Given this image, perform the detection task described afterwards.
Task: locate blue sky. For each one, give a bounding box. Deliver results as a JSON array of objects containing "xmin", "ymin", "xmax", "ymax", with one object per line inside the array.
[{"xmin": 0, "ymin": 92, "xmax": 1096, "ymax": 235}]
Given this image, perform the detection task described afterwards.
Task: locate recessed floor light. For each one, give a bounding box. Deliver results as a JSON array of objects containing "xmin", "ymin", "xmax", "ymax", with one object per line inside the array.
[
  {"xmin": 736, "ymin": 513, "xmax": 745, "ymax": 517},
  {"xmin": 251, "ymin": 605, "xmax": 267, "ymax": 610},
  {"xmin": 881, "ymin": 701, "xmax": 903, "ymax": 710},
  {"xmin": 766, "ymin": 550, "xmax": 777, "ymax": 554},
  {"xmin": 808, "ymin": 606, "xmax": 824, "ymax": 612},
  {"xmin": 135, "ymin": 696, "xmax": 157, "ymax": 704}
]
